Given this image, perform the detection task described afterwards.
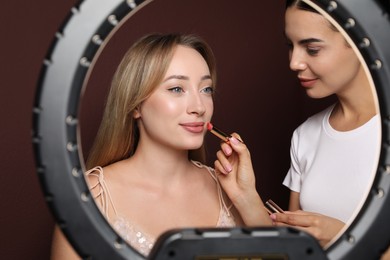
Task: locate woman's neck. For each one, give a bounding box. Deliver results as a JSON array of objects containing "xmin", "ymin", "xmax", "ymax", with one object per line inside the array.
[
  {"xmin": 125, "ymin": 139, "xmax": 194, "ymax": 185},
  {"xmin": 331, "ymin": 67, "xmax": 378, "ymax": 130},
  {"xmin": 330, "ymin": 102, "xmax": 376, "ymax": 131}
]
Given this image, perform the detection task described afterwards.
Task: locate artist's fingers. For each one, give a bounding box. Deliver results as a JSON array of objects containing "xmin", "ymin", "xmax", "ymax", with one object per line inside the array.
[
  {"xmin": 230, "ymin": 133, "xmax": 244, "ymax": 143},
  {"xmin": 228, "ymin": 133, "xmax": 248, "ymax": 154},
  {"xmin": 220, "ymin": 141, "xmax": 232, "ymax": 156},
  {"xmin": 215, "ymin": 150, "xmax": 232, "ymax": 174},
  {"xmin": 227, "ymin": 133, "xmax": 253, "ymax": 170},
  {"xmin": 219, "ymin": 133, "xmax": 244, "ymax": 157},
  {"xmin": 270, "ymin": 212, "xmax": 312, "ymax": 227},
  {"xmin": 214, "ymin": 157, "xmax": 230, "ymax": 175},
  {"xmin": 272, "ymin": 220, "xmax": 310, "ymax": 235},
  {"xmin": 272, "ymin": 221, "xmax": 290, "ymax": 227}
]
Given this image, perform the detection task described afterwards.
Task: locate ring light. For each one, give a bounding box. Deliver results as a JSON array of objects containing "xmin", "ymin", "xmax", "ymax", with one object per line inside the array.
[{"xmin": 32, "ymin": 0, "xmax": 390, "ymax": 259}]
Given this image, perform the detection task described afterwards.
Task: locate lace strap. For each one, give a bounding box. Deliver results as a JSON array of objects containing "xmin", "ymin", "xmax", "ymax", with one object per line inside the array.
[
  {"xmin": 85, "ymin": 166, "xmax": 119, "ymax": 220},
  {"xmin": 191, "ymin": 160, "xmax": 232, "ymax": 217}
]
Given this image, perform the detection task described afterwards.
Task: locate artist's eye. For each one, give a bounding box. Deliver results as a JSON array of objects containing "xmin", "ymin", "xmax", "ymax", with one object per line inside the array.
[
  {"xmin": 286, "ymin": 42, "xmax": 293, "ymax": 50},
  {"xmin": 168, "ymin": 86, "xmax": 184, "ymax": 93},
  {"xmin": 306, "ymin": 47, "xmax": 320, "ymax": 56}
]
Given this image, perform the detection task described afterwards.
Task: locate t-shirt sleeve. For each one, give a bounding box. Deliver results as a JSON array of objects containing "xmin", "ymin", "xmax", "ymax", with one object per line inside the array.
[{"xmin": 283, "ymin": 129, "xmax": 301, "ymax": 192}]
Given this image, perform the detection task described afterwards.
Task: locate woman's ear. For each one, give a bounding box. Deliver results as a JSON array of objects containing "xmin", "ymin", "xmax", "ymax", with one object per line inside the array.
[{"xmin": 133, "ymin": 107, "xmax": 141, "ymax": 119}]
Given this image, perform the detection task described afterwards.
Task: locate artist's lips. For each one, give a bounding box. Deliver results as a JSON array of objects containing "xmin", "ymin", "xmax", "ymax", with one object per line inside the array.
[
  {"xmin": 299, "ymin": 77, "xmax": 317, "ymax": 88},
  {"xmin": 180, "ymin": 122, "xmax": 205, "ymax": 133}
]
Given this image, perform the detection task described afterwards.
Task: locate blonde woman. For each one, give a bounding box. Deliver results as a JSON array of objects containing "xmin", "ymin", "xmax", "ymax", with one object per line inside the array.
[{"xmin": 51, "ymin": 33, "xmax": 271, "ymax": 259}]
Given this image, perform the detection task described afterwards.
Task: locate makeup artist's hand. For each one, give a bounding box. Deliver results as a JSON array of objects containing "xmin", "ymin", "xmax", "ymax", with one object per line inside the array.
[
  {"xmin": 214, "ymin": 134, "xmax": 255, "ymax": 194},
  {"xmin": 214, "ymin": 133, "xmax": 272, "ymax": 226},
  {"xmin": 270, "ymin": 210, "xmax": 345, "ymax": 246}
]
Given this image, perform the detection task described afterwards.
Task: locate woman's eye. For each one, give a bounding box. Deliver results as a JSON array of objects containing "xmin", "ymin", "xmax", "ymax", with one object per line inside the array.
[
  {"xmin": 306, "ymin": 47, "xmax": 320, "ymax": 56},
  {"xmin": 168, "ymin": 86, "xmax": 184, "ymax": 93},
  {"xmin": 201, "ymin": 86, "xmax": 214, "ymax": 94}
]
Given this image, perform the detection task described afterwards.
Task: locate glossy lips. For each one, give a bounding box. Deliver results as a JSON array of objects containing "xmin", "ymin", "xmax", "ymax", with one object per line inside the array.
[
  {"xmin": 299, "ymin": 77, "xmax": 318, "ymax": 88},
  {"xmin": 180, "ymin": 122, "xmax": 204, "ymax": 133}
]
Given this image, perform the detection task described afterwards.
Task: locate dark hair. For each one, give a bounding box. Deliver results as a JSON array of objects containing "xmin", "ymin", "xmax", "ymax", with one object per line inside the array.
[
  {"xmin": 285, "ymin": 0, "xmax": 338, "ymax": 31},
  {"xmin": 285, "ymin": 0, "xmax": 318, "ymax": 13}
]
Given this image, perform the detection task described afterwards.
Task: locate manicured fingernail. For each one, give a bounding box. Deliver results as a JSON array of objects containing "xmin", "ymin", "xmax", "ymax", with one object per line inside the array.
[
  {"xmin": 229, "ymin": 136, "xmax": 240, "ymax": 145},
  {"xmin": 225, "ymin": 164, "xmax": 232, "ymax": 172},
  {"xmin": 223, "ymin": 146, "xmax": 232, "ymax": 155}
]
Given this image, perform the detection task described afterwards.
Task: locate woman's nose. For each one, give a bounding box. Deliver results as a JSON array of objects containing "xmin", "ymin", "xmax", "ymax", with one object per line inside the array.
[
  {"xmin": 187, "ymin": 93, "xmax": 206, "ymax": 116},
  {"xmin": 289, "ymin": 50, "xmax": 307, "ymax": 71}
]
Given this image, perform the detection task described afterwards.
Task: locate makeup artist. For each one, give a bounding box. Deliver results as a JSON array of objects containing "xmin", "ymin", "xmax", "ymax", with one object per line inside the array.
[
  {"xmin": 50, "ymin": 33, "xmax": 272, "ymax": 259},
  {"xmin": 271, "ymin": 0, "xmax": 380, "ymax": 248}
]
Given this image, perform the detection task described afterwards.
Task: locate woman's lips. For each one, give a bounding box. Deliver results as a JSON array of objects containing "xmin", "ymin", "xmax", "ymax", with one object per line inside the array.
[
  {"xmin": 180, "ymin": 123, "xmax": 204, "ymax": 133},
  {"xmin": 299, "ymin": 78, "xmax": 317, "ymax": 88}
]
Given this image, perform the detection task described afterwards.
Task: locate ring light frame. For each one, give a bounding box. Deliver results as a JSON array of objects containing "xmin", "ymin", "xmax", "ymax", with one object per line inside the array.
[{"xmin": 32, "ymin": 0, "xmax": 390, "ymax": 259}]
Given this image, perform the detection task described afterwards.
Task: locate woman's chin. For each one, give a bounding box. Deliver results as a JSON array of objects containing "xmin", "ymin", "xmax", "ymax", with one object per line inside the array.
[
  {"xmin": 306, "ymin": 90, "xmax": 330, "ymax": 99},
  {"xmin": 184, "ymin": 141, "xmax": 204, "ymax": 150}
]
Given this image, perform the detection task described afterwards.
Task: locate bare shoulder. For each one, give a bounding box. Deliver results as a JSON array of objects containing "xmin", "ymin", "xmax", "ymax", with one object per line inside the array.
[
  {"xmin": 84, "ymin": 161, "xmax": 125, "ymax": 196},
  {"xmin": 84, "ymin": 166, "xmax": 105, "ymax": 198}
]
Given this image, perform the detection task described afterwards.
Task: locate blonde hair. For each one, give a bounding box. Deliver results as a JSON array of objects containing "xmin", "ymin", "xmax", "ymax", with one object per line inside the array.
[{"xmin": 86, "ymin": 34, "xmax": 217, "ymax": 169}]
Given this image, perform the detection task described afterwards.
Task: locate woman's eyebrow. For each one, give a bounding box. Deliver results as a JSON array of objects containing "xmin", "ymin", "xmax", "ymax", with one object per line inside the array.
[
  {"xmin": 163, "ymin": 75, "xmax": 189, "ymax": 82},
  {"xmin": 299, "ymin": 38, "xmax": 324, "ymax": 45},
  {"xmin": 163, "ymin": 75, "xmax": 211, "ymax": 82}
]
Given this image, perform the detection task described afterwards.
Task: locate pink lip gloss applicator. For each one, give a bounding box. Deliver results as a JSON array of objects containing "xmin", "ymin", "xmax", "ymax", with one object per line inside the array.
[{"xmin": 206, "ymin": 122, "xmax": 243, "ymax": 143}]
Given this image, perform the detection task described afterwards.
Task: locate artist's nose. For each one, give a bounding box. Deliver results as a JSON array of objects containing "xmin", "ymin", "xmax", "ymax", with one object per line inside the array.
[{"xmin": 289, "ymin": 49, "xmax": 307, "ymax": 71}]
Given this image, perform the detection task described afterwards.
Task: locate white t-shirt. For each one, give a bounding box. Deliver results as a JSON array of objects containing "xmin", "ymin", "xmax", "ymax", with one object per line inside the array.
[{"xmin": 283, "ymin": 104, "xmax": 381, "ymax": 223}]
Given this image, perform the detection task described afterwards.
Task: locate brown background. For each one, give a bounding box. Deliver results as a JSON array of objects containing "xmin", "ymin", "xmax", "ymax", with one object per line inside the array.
[{"xmin": 0, "ymin": 0, "xmax": 332, "ymax": 259}]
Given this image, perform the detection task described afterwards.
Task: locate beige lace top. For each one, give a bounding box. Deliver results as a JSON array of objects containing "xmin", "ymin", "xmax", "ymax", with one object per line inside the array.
[{"xmin": 85, "ymin": 160, "xmax": 236, "ymax": 256}]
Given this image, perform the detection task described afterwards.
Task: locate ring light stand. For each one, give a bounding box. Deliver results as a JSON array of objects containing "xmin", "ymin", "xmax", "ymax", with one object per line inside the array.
[{"xmin": 32, "ymin": 0, "xmax": 390, "ymax": 259}]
